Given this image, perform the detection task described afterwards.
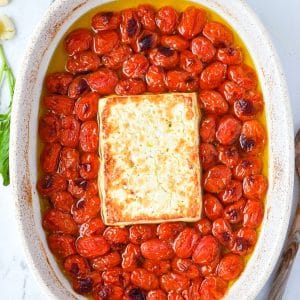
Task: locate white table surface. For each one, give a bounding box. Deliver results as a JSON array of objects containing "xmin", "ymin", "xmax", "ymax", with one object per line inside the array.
[{"xmin": 0, "ymin": 0, "xmax": 299, "ymax": 299}]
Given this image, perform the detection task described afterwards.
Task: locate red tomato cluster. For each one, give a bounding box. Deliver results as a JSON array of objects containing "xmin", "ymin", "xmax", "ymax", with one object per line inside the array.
[{"xmin": 38, "ymin": 4, "xmax": 268, "ymax": 300}]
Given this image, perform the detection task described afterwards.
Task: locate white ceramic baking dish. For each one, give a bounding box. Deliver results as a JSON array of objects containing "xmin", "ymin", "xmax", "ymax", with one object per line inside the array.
[{"xmin": 10, "ymin": 0, "xmax": 294, "ymax": 299}]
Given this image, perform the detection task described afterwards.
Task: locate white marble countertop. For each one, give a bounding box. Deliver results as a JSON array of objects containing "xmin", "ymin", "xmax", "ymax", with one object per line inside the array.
[{"xmin": 0, "ymin": 0, "xmax": 299, "ymax": 299}]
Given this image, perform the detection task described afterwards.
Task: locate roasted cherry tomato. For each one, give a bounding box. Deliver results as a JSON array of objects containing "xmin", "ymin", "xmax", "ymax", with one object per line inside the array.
[
  {"xmin": 129, "ymin": 224, "xmax": 157, "ymax": 245},
  {"xmin": 66, "ymin": 51, "xmax": 101, "ymax": 74},
  {"xmin": 217, "ymin": 253, "xmax": 244, "ymax": 281},
  {"xmin": 155, "ymin": 7, "xmax": 178, "ymax": 34},
  {"xmin": 145, "ymin": 65, "xmax": 167, "ymax": 93},
  {"xmin": 218, "ymin": 180, "xmax": 243, "ymax": 204},
  {"xmin": 218, "ymin": 80, "xmax": 245, "ymax": 105},
  {"xmin": 40, "ymin": 143, "xmax": 61, "ymax": 174},
  {"xmin": 43, "ymin": 95, "xmax": 74, "ymax": 116},
  {"xmin": 102, "ymin": 44, "xmax": 132, "ymax": 69},
  {"xmin": 199, "ymin": 61, "xmax": 227, "ymax": 90},
  {"xmin": 177, "ymin": 6, "xmax": 207, "ymax": 39},
  {"xmin": 76, "ymin": 235, "xmax": 110, "ymax": 258},
  {"xmin": 39, "ymin": 113, "xmax": 61, "ymax": 143},
  {"xmin": 115, "ymin": 79, "xmax": 146, "ymax": 95},
  {"xmin": 203, "ymin": 165, "xmax": 232, "ymax": 193},
  {"xmin": 93, "ymin": 30, "xmax": 119, "ymax": 55},
  {"xmin": 65, "ymin": 28, "xmax": 93, "ymax": 55},
  {"xmin": 64, "ymin": 254, "xmax": 90, "ymax": 278},
  {"xmin": 122, "ymin": 54, "xmax": 149, "ymax": 78},
  {"xmin": 91, "ymin": 251, "xmax": 122, "ymax": 271},
  {"xmin": 149, "ymin": 47, "xmax": 179, "ymax": 69},
  {"xmin": 200, "ymin": 143, "xmax": 218, "ymax": 171},
  {"xmin": 120, "ymin": 8, "xmax": 141, "ymax": 44},
  {"xmin": 79, "ymin": 153, "xmax": 99, "ymax": 180},
  {"xmin": 46, "ymin": 72, "xmax": 73, "ymax": 95},
  {"xmin": 212, "ymin": 218, "xmax": 234, "ymax": 248},
  {"xmin": 143, "ymin": 259, "xmax": 171, "ymax": 277},
  {"xmin": 216, "ymin": 115, "xmax": 241, "ymax": 145},
  {"xmin": 72, "ymin": 271, "xmax": 102, "ymax": 295},
  {"xmin": 157, "ymin": 222, "xmax": 186, "ymax": 242},
  {"xmin": 74, "ymin": 92, "xmax": 99, "ymax": 122},
  {"xmin": 217, "ymin": 145, "xmax": 239, "ymax": 168},
  {"xmin": 203, "ymin": 21, "xmax": 234, "ymax": 47},
  {"xmin": 179, "ymin": 50, "xmax": 203, "ymax": 74},
  {"xmin": 79, "ymin": 120, "xmax": 99, "ymax": 152},
  {"xmin": 37, "ymin": 173, "xmax": 67, "ymax": 197},
  {"xmin": 47, "ymin": 233, "xmax": 76, "ymax": 258},
  {"xmin": 223, "ymin": 199, "xmax": 246, "ymax": 224},
  {"xmin": 199, "ymin": 114, "xmax": 217, "ymax": 143},
  {"xmin": 133, "ymin": 30, "xmax": 159, "ymax": 52},
  {"xmin": 174, "ymin": 228, "xmax": 200, "ymax": 258},
  {"xmin": 160, "ymin": 273, "xmax": 189, "ymax": 293},
  {"xmin": 217, "ymin": 47, "xmax": 243, "ymax": 65},
  {"xmin": 141, "ymin": 239, "xmax": 174, "ymax": 261},
  {"xmin": 161, "ymin": 35, "xmax": 189, "ymax": 51},
  {"xmin": 72, "ymin": 196, "xmax": 100, "ymax": 224},
  {"xmin": 166, "ymin": 70, "xmax": 198, "ymax": 92},
  {"xmin": 194, "ymin": 218, "xmax": 212, "ymax": 236},
  {"xmin": 131, "ymin": 268, "xmax": 159, "ymax": 291},
  {"xmin": 68, "ymin": 179, "xmax": 98, "ymax": 199},
  {"xmin": 122, "ymin": 243, "xmax": 143, "ymax": 272},
  {"xmin": 102, "ymin": 268, "xmax": 130, "ymax": 287},
  {"xmin": 200, "ymin": 276, "xmax": 228, "ymax": 300},
  {"xmin": 58, "ymin": 147, "xmax": 79, "ymax": 180},
  {"xmin": 204, "ymin": 193, "xmax": 224, "ymax": 221},
  {"xmin": 68, "ymin": 76, "xmax": 89, "ymax": 99},
  {"xmin": 50, "ymin": 191, "xmax": 74, "ymax": 213},
  {"xmin": 228, "ymin": 64, "xmax": 258, "ymax": 91},
  {"xmin": 60, "ymin": 115, "xmax": 80, "ymax": 148},
  {"xmin": 79, "ymin": 217, "xmax": 105, "ymax": 237},
  {"xmin": 171, "ymin": 257, "xmax": 200, "ymax": 279},
  {"xmin": 190, "ymin": 36, "xmax": 216, "ymax": 63},
  {"xmin": 199, "ymin": 90, "xmax": 228, "ymax": 115},
  {"xmin": 243, "ymin": 199, "xmax": 264, "ymax": 228},
  {"xmin": 233, "ymin": 155, "xmax": 262, "ymax": 180},
  {"xmin": 137, "ymin": 4, "xmax": 156, "ymax": 31},
  {"xmin": 104, "ymin": 227, "xmax": 129, "ymax": 246},
  {"xmin": 93, "ymin": 284, "xmax": 125, "ymax": 300},
  {"xmin": 147, "ymin": 290, "xmax": 167, "ymax": 300},
  {"xmin": 92, "ymin": 11, "xmax": 121, "ymax": 31},
  {"xmin": 243, "ymin": 174, "xmax": 268, "ymax": 200},
  {"xmin": 232, "ymin": 227, "xmax": 257, "ymax": 256}
]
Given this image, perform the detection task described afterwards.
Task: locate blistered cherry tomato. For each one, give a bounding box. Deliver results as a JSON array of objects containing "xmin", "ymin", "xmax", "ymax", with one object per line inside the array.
[
  {"xmin": 47, "ymin": 233, "xmax": 76, "ymax": 258},
  {"xmin": 68, "ymin": 76, "xmax": 89, "ymax": 99},
  {"xmin": 65, "ymin": 28, "xmax": 93, "ymax": 55},
  {"xmin": 115, "ymin": 79, "xmax": 146, "ymax": 95},
  {"xmin": 161, "ymin": 35, "xmax": 189, "ymax": 51},
  {"xmin": 239, "ymin": 120, "xmax": 266, "ymax": 154},
  {"xmin": 216, "ymin": 115, "xmax": 241, "ymax": 145},
  {"xmin": 79, "ymin": 217, "xmax": 105, "ymax": 237},
  {"xmin": 243, "ymin": 199, "xmax": 264, "ymax": 228},
  {"xmin": 74, "ymin": 92, "xmax": 99, "ymax": 122},
  {"xmin": 200, "ymin": 61, "xmax": 227, "ymax": 90},
  {"xmin": 91, "ymin": 251, "xmax": 122, "ymax": 271},
  {"xmin": 228, "ymin": 64, "xmax": 258, "ymax": 91},
  {"xmin": 218, "ymin": 80, "xmax": 245, "ymax": 105},
  {"xmin": 218, "ymin": 180, "xmax": 243, "ymax": 204},
  {"xmin": 131, "ymin": 268, "xmax": 159, "ymax": 291},
  {"xmin": 93, "ymin": 284, "xmax": 124, "ymax": 300},
  {"xmin": 199, "ymin": 90, "xmax": 228, "ymax": 115},
  {"xmin": 199, "ymin": 115, "xmax": 217, "ymax": 143},
  {"xmin": 76, "ymin": 235, "xmax": 110, "ymax": 258},
  {"xmin": 179, "ymin": 50, "xmax": 203, "ymax": 74},
  {"xmin": 190, "ymin": 36, "xmax": 216, "ymax": 63},
  {"xmin": 93, "ymin": 30, "xmax": 119, "ymax": 55},
  {"xmin": 79, "ymin": 153, "xmax": 99, "ymax": 180},
  {"xmin": 40, "ymin": 143, "xmax": 61, "ymax": 173},
  {"xmin": 233, "ymin": 155, "xmax": 262, "ymax": 180},
  {"xmin": 39, "ymin": 113, "xmax": 61, "ymax": 143},
  {"xmin": 178, "ymin": 6, "xmax": 207, "ymax": 39},
  {"xmin": 223, "ymin": 199, "xmax": 246, "ymax": 224},
  {"xmin": 137, "ymin": 4, "xmax": 156, "ymax": 31},
  {"xmin": 145, "ymin": 65, "xmax": 167, "ymax": 93},
  {"xmin": 122, "ymin": 243, "xmax": 143, "ymax": 271},
  {"xmin": 141, "ymin": 239, "xmax": 174, "ymax": 261},
  {"xmin": 203, "ymin": 165, "xmax": 232, "ymax": 193},
  {"xmin": 60, "ymin": 115, "xmax": 80, "ymax": 148},
  {"xmin": 200, "ymin": 276, "xmax": 228, "ymax": 300},
  {"xmin": 122, "ymin": 54, "xmax": 149, "ymax": 78},
  {"xmin": 64, "ymin": 255, "xmax": 90, "ymax": 278},
  {"xmin": 42, "ymin": 208, "xmax": 77, "ymax": 235},
  {"xmin": 204, "ymin": 193, "xmax": 224, "ymax": 221},
  {"xmin": 157, "ymin": 222, "xmax": 186, "ymax": 242},
  {"xmin": 68, "ymin": 179, "xmax": 98, "ymax": 199},
  {"xmin": 200, "ymin": 143, "xmax": 218, "ymax": 170},
  {"xmin": 72, "ymin": 196, "xmax": 100, "ymax": 224},
  {"xmin": 46, "ymin": 72, "xmax": 73, "ymax": 95},
  {"xmin": 167, "ymin": 291, "xmax": 185, "ymax": 300},
  {"xmin": 166, "ymin": 70, "xmax": 198, "ymax": 92},
  {"xmin": 37, "ymin": 173, "xmax": 67, "ymax": 197},
  {"xmin": 186, "ymin": 278, "xmax": 203, "ymax": 299},
  {"xmin": 147, "ymin": 290, "xmax": 167, "ymax": 300},
  {"xmin": 58, "ymin": 147, "xmax": 79, "ymax": 180},
  {"xmin": 50, "ymin": 191, "xmax": 74, "ymax": 213},
  {"xmin": 174, "ymin": 228, "xmax": 200, "ymax": 258},
  {"xmin": 66, "ymin": 51, "xmax": 101, "ymax": 74},
  {"xmin": 192, "ymin": 235, "xmax": 220, "ymax": 265},
  {"xmin": 133, "ymin": 30, "xmax": 159, "ymax": 52},
  {"xmin": 102, "ymin": 268, "xmax": 130, "ymax": 287},
  {"xmin": 129, "ymin": 224, "xmax": 157, "ymax": 245},
  {"xmin": 212, "ymin": 218, "xmax": 234, "ymax": 248},
  {"xmin": 218, "ymin": 254, "xmax": 244, "ymax": 281},
  {"xmin": 155, "ymin": 7, "xmax": 178, "ymax": 34},
  {"xmin": 243, "ymin": 174, "xmax": 268, "ymax": 200},
  {"xmin": 149, "ymin": 47, "xmax": 179, "ymax": 69},
  {"xmin": 79, "ymin": 120, "xmax": 99, "ymax": 152},
  {"xmin": 104, "ymin": 227, "xmax": 129, "ymax": 245},
  {"xmin": 217, "ymin": 145, "xmax": 239, "ymax": 168},
  {"xmin": 171, "ymin": 257, "xmax": 200, "ymax": 279},
  {"xmin": 194, "ymin": 218, "xmax": 212, "ymax": 236},
  {"xmin": 203, "ymin": 21, "xmax": 234, "ymax": 47},
  {"xmin": 232, "ymin": 227, "xmax": 257, "ymax": 256},
  {"xmin": 92, "ymin": 11, "xmax": 121, "ymax": 31},
  {"xmin": 160, "ymin": 273, "xmax": 189, "ymax": 293},
  {"xmin": 217, "ymin": 47, "xmax": 243, "ymax": 65},
  {"xmin": 120, "ymin": 8, "xmax": 141, "ymax": 44},
  {"xmin": 43, "ymin": 95, "xmax": 74, "ymax": 116},
  {"xmin": 143, "ymin": 259, "xmax": 171, "ymax": 276},
  {"xmin": 72, "ymin": 271, "xmax": 102, "ymax": 295},
  {"xmin": 102, "ymin": 44, "xmax": 133, "ymax": 70}
]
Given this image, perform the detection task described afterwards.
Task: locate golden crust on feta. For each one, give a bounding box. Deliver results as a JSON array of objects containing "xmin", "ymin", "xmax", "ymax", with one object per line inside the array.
[{"xmin": 98, "ymin": 93, "xmax": 202, "ymax": 225}]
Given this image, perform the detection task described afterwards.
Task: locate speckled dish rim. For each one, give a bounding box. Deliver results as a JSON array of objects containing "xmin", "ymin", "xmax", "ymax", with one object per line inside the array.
[{"xmin": 10, "ymin": 0, "xmax": 294, "ymax": 299}]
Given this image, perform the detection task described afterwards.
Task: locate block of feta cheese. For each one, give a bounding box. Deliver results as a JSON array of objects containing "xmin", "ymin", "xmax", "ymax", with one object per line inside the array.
[{"xmin": 98, "ymin": 93, "xmax": 202, "ymax": 225}]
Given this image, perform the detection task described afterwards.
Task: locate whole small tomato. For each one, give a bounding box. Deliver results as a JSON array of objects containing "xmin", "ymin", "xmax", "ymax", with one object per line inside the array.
[
  {"xmin": 157, "ymin": 222, "xmax": 186, "ymax": 242},
  {"xmin": 93, "ymin": 284, "xmax": 125, "ymax": 300},
  {"xmin": 143, "ymin": 259, "xmax": 171, "ymax": 276},
  {"xmin": 199, "ymin": 276, "xmax": 228, "ymax": 300},
  {"xmin": 79, "ymin": 153, "xmax": 99, "ymax": 180},
  {"xmin": 79, "ymin": 217, "xmax": 105, "ymax": 237},
  {"xmin": 160, "ymin": 273, "xmax": 189, "ymax": 293},
  {"xmin": 129, "ymin": 224, "xmax": 157, "ymax": 244},
  {"xmin": 212, "ymin": 218, "xmax": 234, "ymax": 248},
  {"xmin": 68, "ymin": 179, "xmax": 98, "ymax": 199},
  {"xmin": 199, "ymin": 90, "xmax": 228, "ymax": 115},
  {"xmin": 179, "ymin": 50, "xmax": 203, "ymax": 74},
  {"xmin": 217, "ymin": 47, "xmax": 243, "ymax": 65},
  {"xmin": 149, "ymin": 47, "xmax": 179, "ymax": 69},
  {"xmin": 216, "ymin": 115, "xmax": 242, "ymax": 145},
  {"xmin": 93, "ymin": 30, "xmax": 119, "ymax": 55},
  {"xmin": 194, "ymin": 218, "xmax": 212, "ymax": 236},
  {"xmin": 199, "ymin": 143, "xmax": 218, "ymax": 170},
  {"xmin": 72, "ymin": 196, "xmax": 100, "ymax": 224},
  {"xmin": 46, "ymin": 72, "xmax": 73, "ymax": 95},
  {"xmin": 39, "ymin": 113, "xmax": 61, "ymax": 143},
  {"xmin": 203, "ymin": 165, "xmax": 232, "ymax": 193},
  {"xmin": 217, "ymin": 253, "xmax": 244, "ymax": 281},
  {"xmin": 87, "ymin": 68, "xmax": 119, "ymax": 95},
  {"xmin": 171, "ymin": 257, "xmax": 200, "ymax": 279},
  {"xmin": 58, "ymin": 147, "xmax": 79, "ymax": 180},
  {"xmin": 239, "ymin": 120, "xmax": 266, "ymax": 154},
  {"xmin": 122, "ymin": 243, "xmax": 143, "ymax": 271},
  {"xmin": 115, "ymin": 79, "xmax": 146, "ymax": 95},
  {"xmin": 218, "ymin": 180, "xmax": 243, "ymax": 204},
  {"xmin": 223, "ymin": 199, "xmax": 246, "ymax": 224},
  {"xmin": 91, "ymin": 251, "xmax": 122, "ymax": 271},
  {"xmin": 74, "ymin": 92, "xmax": 99, "ymax": 122},
  {"xmin": 178, "ymin": 6, "xmax": 207, "ymax": 39},
  {"xmin": 47, "ymin": 233, "xmax": 76, "ymax": 258},
  {"xmin": 145, "ymin": 65, "xmax": 167, "ymax": 93},
  {"xmin": 133, "ymin": 30, "xmax": 159, "ymax": 52},
  {"xmin": 243, "ymin": 199, "xmax": 264, "ymax": 228},
  {"xmin": 199, "ymin": 115, "xmax": 217, "ymax": 143},
  {"xmin": 72, "ymin": 271, "xmax": 102, "ymax": 295},
  {"xmin": 243, "ymin": 174, "xmax": 268, "ymax": 200},
  {"xmin": 166, "ymin": 70, "xmax": 198, "ymax": 92},
  {"xmin": 204, "ymin": 194, "xmax": 224, "ymax": 221},
  {"xmin": 66, "ymin": 51, "xmax": 101, "ymax": 74},
  {"xmin": 190, "ymin": 36, "xmax": 216, "ymax": 63},
  {"xmin": 50, "ymin": 191, "xmax": 74, "ymax": 213},
  {"xmin": 228, "ymin": 64, "xmax": 258, "ymax": 91},
  {"xmin": 217, "ymin": 145, "xmax": 239, "ymax": 168},
  {"xmin": 155, "ymin": 7, "xmax": 178, "ymax": 34},
  {"xmin": 92, "ymin": 11, "xmax": 121, "ymax": 31},
  {"xmin": 102, "ymin": 44, "xmax": 132, "ymax": 70},
  {"xmin": 68, "ymin": 76, "xmax": 89, "ymax": 100},
  {"xmin": 64, "ymin": 255, "xmax": 90, "ymax": 278},
  {"xmin": 43, "ymin": 95, "xmax": 74, "ymax": 116},
  {"xmin": 131, "ymin": 268, "xmax": 159, "ymax": 291},
  {"xmin": 122, "ymin": 54, "xmax": 149, "ymax": 78},
  {"xmin": 102, "ymin": 268, "xmax": 130, "ymax": 287},
  {"xmin": 203, "ymin": 21, "xmax": 234, "ymax": 47},
  {"xmin": 147, "ymin": 289, "xmax": 167, "ymax": 300},
  {"xmin": 141, "ymin": 239, "xmax": 174, "ymax": 261},
  {"xmin": 104, "ymin": 227, "xmax": 129, "ymax": 245},
  {"xmin": 37, "ymin": 173, "xmax": 67, "ymax": 197},
  {"xmin": 233, "ymin": 155, "xmax": 262, "ymax": 180},
  {"xmin": 120, "ymin": 8, "xmax": 141, "ymax": 44},
  {"xmin": 167, "ymin": 291, "xmax": 185, "ymax": 300},
  {"xmin": 232, "ymin": 227, "xmax": 257, "ymax": 256},
  {"xmin": 64, "ymin": 28, "xmax": 93, "ymax": 55},
  {"xmin": 161, "ymin": 35, "xmax": 189, "ymax": 51},
  {"xmin": 76, "ymin": 235, "xmax": 110, "ymax": 258},
  {"xmin": 42, "ymin": 208, "xmax": 77, "ymax": 235},
  {"xmin": 137, "ymin": 4, "xmax": 156, "ymax": 31},
  {"xmin": 199, "ymin": 61, "xmax": 227, "ymax": 90},
  {"xmin": 40, "ymin": 143, "xmax": 61, "ymax": 174},
  {"xmin": 60, "ymin": 115, "xmax": 81, "ymax": 148},
  {"xmin": 218, "ymin": 80, "xmax": 245, "ymax": 105},
  {"xmin": 79, "ymin": 121, "xmax": 99, "ymax": 153},
  {"xmin": 174, "ymin": 228, "xmax": 200, "ymax": 258}
]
